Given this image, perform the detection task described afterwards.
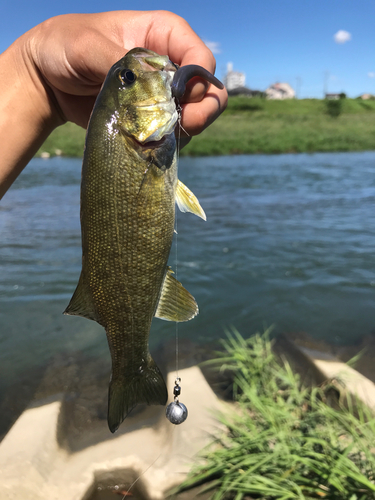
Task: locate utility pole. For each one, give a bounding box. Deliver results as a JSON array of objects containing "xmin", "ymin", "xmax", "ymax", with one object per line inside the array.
[
  {"xmin": 296, "ymin": 77, "xmax": 302, "ymax": 99},
  {"xmin": 323, "ymin": 71, "xmax": 329, "ymax": 98}
]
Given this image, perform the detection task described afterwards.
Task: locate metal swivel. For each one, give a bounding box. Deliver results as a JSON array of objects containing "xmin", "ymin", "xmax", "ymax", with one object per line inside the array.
[{"xmin": 166, "ymin": 377, "xmax": 188, "ymax": 425}]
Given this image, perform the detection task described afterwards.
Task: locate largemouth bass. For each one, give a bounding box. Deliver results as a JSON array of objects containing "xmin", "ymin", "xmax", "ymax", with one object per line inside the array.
[{"xmin": 65, "ymin": 48, "xmax": 222, "ymax": 433}]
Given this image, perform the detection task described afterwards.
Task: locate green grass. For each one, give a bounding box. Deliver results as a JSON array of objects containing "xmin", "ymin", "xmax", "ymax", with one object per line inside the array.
[
  {"xmin": 37, "ymin": 121, "xmax": 86, "ymax": 158},
  {"xmin": 36, "ymin": 98, "xmax": 375, "ymax": 158},
  {"xmin": 172, "ymin": 329, "xmax": 375, "ymax": 500},
  {"xmin": 183, "ymin": 98, "xmax": 375, "ymax": 156},
  {"xmin": 224, "ymin": 97, "xmax": 375, "ymax": 115}
]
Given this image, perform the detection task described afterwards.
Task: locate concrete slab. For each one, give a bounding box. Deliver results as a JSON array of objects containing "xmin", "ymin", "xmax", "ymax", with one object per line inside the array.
[
  {"xmin": 0, "ymin": 367, "xmax": 224, "ymax": 500},
  {"xmin": 298, "ymin": 345, "xmax": 375, "ymax": 409},
  {"xmin": 3, "ymin": 337, "xmax": 373, "ymax": 500},
  {"xmin": 278, "ymin": 334, "xmax": 375, "ymax": 410}
]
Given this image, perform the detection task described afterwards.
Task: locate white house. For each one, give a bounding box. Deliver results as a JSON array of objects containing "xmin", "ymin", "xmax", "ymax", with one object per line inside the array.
[
  {"xmin": 224, "ymin": 62, "xmax": 246, "ymax": 91},
  {"xmin": 266, "ymin": 82, "xmax": 295, "ymax": 100}
]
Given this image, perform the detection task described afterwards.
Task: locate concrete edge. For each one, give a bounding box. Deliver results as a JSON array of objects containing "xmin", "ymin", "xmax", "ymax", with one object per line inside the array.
[
  {"xmin": 0, "ymin": 366, "xmax": 225, "ymax": 500},
  {"xmin": 277, "ymin": 334, "xmax": 375, "ymax": 410},
  {"xmin": 1, "ymin": 340, "xmax": 375, "ymax": 500}
]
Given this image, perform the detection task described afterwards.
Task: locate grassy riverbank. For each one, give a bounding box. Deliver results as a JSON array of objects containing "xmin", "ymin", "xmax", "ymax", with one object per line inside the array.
[
  {"xmin": 174, "ymin": 330, "xmax": 375, "ymax": 500},
  {"xmin": 37, "ymin": 98, "xmax": 375, "ymax": 158}
]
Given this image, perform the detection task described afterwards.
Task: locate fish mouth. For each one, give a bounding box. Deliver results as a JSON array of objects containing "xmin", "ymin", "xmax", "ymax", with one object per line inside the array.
[
  {"xmin": 133, "ymin": 100, "xmax": 178, "ymax": 144},
  {"xmin": 123, "ymin": 49, "xmax": 179, "ymax": 144},
  {"xmin": 136, "ymin": 100, "xmax": 175, "ymax": 113},
  {"xmin": 132, "ymin": 134, "xmax": 168, "ymax": 150}
]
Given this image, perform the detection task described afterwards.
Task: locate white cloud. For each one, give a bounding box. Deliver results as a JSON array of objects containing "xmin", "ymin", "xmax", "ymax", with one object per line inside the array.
[
  {"xmin": 334, "ymin": 30, "xmax": 352, "ymax": 44},
  {"xmin": 368, "ymin": 72, "xmax": 375, "ymax": 78},
  {"xmin": 203, "ymin": 40, "xmax": 221, "ymax": 54}
]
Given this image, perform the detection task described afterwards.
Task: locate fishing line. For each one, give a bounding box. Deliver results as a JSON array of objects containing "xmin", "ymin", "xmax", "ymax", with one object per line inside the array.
[
  {"xmin": 120, "ymin": 451, "xmax": 163, "ymax": 499},
  {"xmin": 120, "ymin": 426, "xmax": 178, "ymax": 500},
  {"xmin": 165, "ymin": 101, "xmax": 189, "ymax": 425},
  {"xmin": 175, "ymin": 102, "xmax": 181, "ymax": 380},
  {"xmin": 120, "ymin": 99, "xmax": 189, "ymax": 500}
]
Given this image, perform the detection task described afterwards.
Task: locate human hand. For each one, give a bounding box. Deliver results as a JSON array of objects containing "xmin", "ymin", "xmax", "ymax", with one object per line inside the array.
[
  {"xmin": 0, "ymin": 11, "xmax": 227, "ymax": 198},
  {"xmin": 26, "ymin": 10, "xmax": 227, "ymax": 134}
]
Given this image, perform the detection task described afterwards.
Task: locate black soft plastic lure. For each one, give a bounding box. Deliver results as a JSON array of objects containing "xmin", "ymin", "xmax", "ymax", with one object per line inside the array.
[{"xmin": 171, "ymin": 64, "xmax": 224, "ymax": 99}]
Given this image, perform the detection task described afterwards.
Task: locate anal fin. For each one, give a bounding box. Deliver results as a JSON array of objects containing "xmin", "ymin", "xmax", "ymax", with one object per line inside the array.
[
  {"xmin": 155, "ymin": 268, "xmax": 198, "ymax": 322},
  {"xmin": 64, "ymin": 272, "xmax": 99, "ymax": 322}
]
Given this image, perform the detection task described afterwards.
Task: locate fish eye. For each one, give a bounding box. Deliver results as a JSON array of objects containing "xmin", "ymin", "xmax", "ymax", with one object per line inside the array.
[{"xmin": 119, "ymin": 69, "xmax": 136, "ymax": 85}]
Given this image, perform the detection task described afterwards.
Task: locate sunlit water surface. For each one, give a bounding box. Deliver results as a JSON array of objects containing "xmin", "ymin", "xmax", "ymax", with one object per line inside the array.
[{"xmin": 1, "ymin": 152, "xmax": 375, "ymax": 394}]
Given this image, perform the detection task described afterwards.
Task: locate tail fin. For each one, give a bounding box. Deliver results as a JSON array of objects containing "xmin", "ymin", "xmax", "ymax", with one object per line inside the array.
[{"xmin": 107, "ymin": 359, "xmax": 168, "ymax": 433}]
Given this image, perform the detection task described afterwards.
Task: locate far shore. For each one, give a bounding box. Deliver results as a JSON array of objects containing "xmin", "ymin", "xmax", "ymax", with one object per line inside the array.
[{"xmin": 36, "ymin": 97, "xmax": 375, "ymax": 159}]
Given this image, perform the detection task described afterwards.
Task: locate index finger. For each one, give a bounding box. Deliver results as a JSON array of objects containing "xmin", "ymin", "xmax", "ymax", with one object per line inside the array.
[
  {"xmin": 141, "ymin": 11, "xmax": 216, "ymax": 70},
  {"xmin": 141, "ymin": 11, "xmax": 217, "ymax": 102}
]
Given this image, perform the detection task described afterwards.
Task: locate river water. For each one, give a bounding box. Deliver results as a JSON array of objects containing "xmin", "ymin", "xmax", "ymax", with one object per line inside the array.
[{"xmin": 1, "ymin": 152, "xmax": 375, "ymax": 398}]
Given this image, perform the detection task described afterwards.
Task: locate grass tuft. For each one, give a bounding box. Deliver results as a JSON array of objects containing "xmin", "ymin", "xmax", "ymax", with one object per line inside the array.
[{"xmin": 172, "ymin": 329, "xmax": 375, "ymax": 499}]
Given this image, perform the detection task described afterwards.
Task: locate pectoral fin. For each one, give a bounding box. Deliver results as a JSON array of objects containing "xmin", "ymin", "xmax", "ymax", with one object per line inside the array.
[
  {"xmin": 176, "ymin": 180, "xmax": 206, "ymax": 221},
  {"xmin": 155, "ymin": 268, "xmax": 198, "ymax": 322},
  {"xmin": 64, "ymin": 273, "xmax": 100, "ymax": 323}
]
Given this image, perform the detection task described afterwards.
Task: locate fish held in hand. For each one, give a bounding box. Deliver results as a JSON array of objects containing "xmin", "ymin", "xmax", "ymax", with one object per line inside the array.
[{"xmin": 64, "ymin": 48, "xmax": 211, "ymax": 433}]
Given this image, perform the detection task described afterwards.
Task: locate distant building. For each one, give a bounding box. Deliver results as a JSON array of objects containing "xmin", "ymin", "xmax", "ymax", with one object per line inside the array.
[
  {"xmin": 224, "ymin": 62, "xmax": 246, "ymax": 91},
  {"xmin": 325, "ymin": 93, "xmax": 341, "ymax": 100},
  {"xmin": 224, "ymin": 63, "xmax": 262, "ymax": 96},
  {"xmin": 266, "ymin": 82, "xmax": 295, "ymax": 100},
  {"xmin": 361, "ymin": 93, "xmax": 374, "ymax": 100}
]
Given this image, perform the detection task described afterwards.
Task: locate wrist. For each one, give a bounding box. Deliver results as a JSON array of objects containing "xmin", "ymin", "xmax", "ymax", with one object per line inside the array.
[{"xmin": 0, "ymin": 31, "xmax": 63, "ymax": 198}]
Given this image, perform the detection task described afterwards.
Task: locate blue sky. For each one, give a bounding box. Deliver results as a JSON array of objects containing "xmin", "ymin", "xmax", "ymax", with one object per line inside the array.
[{"xmin": 1, "ymin": 0, "xmax": 374, "ymax": 98}]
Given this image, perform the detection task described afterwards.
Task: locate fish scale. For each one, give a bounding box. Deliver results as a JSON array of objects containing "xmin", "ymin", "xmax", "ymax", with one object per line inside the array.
[{"xmin": 65, "ymin": 48, "xmax": 208, "ymax": 433}]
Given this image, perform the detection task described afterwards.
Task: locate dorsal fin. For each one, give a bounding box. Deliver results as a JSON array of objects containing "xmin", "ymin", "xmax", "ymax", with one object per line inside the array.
[{"xmin": 155, "ymin": 268, "xmax": 198, "ymax": 322}]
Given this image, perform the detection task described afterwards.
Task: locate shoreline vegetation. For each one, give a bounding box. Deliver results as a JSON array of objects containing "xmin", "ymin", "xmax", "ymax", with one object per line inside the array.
[
  {"xmin": 37, "ymin": 97, "xmax": 375, "ymax": 159},
  {"xmin": 174, "ymin": 330, "xmax": 375, "ymax": 500}
]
